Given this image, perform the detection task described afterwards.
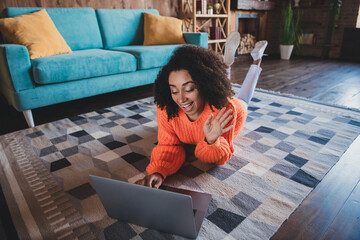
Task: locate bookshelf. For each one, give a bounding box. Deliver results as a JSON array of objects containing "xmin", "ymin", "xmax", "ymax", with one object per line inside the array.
[{"xmin": 181, "ymin": 0, "xmax": 230, "ymax": 53}]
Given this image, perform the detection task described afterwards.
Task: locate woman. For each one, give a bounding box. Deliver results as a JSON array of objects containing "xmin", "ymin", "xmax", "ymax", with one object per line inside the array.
[{"xmin": 136, "ymin": 40, "xmax": 268, "ymax": 188}]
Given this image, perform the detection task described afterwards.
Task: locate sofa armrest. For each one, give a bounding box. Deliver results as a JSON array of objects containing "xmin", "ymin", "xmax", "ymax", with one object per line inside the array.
[
  {"xmin": 0, "ymin": 44, "xmax": 34, "ymax": 92},
  {"xmin": 183, "ymin": 32, "xmax": 208, "ymax": 49}
]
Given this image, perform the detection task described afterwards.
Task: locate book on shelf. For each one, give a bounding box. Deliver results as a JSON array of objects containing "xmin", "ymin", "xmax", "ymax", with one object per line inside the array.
[
  {"xmin": 196, "ymin": 0, "xmax": 208, "ymax": 14},
  {"xmin": 210, "ymin": 26, "xmax": 222, "ymax": 40},
  {"xmin": 299, "ymin": 33, "xmax": 316, "ymax": 45}
]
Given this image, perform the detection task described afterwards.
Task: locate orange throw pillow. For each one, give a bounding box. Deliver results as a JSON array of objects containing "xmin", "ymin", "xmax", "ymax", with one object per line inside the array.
[
  {"xmin": 143, "ymin": 12, "xmax": 186, "ymax": 46},
  {"xmin": 0, "ymin": 9, "xmax": 72, "ymax": 59}
]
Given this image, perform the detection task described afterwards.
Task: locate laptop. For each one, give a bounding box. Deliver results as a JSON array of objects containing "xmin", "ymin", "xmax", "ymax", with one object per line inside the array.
[{"xmin": 89, "ymin": 175, "xmax": 212, "ymax": 239}]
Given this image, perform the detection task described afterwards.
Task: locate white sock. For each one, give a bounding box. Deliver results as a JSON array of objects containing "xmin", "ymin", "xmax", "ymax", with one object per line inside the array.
[
  {"xmin": 251, "ymin": 41, "xmax": 268, "ymax": 61},
  {"xmin": 235, "ymin": 64, "xmax": 262, "ymax": 108}
]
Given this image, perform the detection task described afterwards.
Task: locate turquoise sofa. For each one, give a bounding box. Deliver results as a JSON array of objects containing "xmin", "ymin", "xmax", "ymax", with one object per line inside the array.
[{"xmin": 0, "ymin": 7, "xmax": 208, "ymax": 127}]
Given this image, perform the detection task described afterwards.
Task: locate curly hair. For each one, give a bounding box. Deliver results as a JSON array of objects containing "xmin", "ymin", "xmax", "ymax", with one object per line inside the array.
[{"xmin": 154, "ymin": 45, "xmax": 234, "ymax": 120}]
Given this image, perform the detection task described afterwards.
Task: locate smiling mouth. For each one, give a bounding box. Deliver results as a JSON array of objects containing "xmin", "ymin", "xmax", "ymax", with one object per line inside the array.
[{"xmin": 181, "ymin": 102, "xmax": 194, "ymax": 112}]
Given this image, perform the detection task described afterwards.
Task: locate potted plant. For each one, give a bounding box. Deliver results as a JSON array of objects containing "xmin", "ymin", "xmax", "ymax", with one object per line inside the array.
[
  {"xmin": 208, "ymin": 5, "xmax": 213, "ymax": 15},
  {"xmin": 279, "ymin": 0, "xmax": 300, "ymax": 60}
]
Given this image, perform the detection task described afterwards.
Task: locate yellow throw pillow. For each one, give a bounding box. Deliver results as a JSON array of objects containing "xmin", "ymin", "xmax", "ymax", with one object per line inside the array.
[
  {"xmin": 0, "ymin": 9, "xmax": 72, "ymax": 59},
  {"xmin": 143, "ymin": 12, "xmax": 186, "ymax": 46}
]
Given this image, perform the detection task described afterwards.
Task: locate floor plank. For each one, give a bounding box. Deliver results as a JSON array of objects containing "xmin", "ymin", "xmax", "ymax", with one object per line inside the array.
[
  {"xmin": 271, "ymin": 136, "xmax": 360, "ymax": 240},
  {"xmin": 322, "ymin": 180, "xmax": 360, "ymax": 240}
]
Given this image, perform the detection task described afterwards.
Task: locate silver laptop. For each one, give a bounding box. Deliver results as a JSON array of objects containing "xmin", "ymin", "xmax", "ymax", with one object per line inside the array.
[{"xmin": 89, "ymin": 175, "xmax": 211, "ymax": 239}]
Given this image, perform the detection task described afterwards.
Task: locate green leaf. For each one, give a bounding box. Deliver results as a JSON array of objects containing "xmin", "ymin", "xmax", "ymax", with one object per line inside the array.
[{"xmin": 280, "ymin": 0, "xmax": 298, "ymax": 45}]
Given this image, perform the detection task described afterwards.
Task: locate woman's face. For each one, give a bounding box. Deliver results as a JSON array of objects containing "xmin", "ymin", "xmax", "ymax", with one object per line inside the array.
[{"xmin": 168, "ymin": 70, "xmax": 205, "ymax": 121}]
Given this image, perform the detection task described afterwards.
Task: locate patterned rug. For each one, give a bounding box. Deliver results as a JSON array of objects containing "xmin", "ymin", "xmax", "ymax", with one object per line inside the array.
[{"xmin": 1, "ymin": 85, "xmax": 360, "ymax": 240}]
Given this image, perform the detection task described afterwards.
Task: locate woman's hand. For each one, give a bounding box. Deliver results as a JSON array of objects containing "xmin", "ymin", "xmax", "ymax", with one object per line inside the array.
[
  {"xmin": 203, "ymin": 107, "xmax": 234, "ymax": 145},
  {"xmin": 135, "ymin": 173, "xmax": 163, "ymax": 188}
]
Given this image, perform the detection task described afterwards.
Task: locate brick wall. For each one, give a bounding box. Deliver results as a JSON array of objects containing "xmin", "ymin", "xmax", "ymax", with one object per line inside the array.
[
  {"xmin": 329, "ymin": 0, "xmax": 359, "ymax": 58},
  {"xmin": 263, "ymin": 0, "xmax": 281, "ymax": 56},
  {"xmin": 265, "ymin": 0, "xmax": 359, "ymax": 59}
]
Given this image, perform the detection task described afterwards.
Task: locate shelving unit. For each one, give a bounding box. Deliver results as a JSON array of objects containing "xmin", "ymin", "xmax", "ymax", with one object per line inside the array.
[
  {"xmin": 181, "ymin": 0, "xmax": 230, "ymax": 53},
  {"xmin": 294, "ymin": 0, "xmax": 342, "ymax": 58}
]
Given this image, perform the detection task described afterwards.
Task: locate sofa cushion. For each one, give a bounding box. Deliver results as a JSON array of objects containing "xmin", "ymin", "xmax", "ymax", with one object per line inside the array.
[
  {"xmin": 143, "ymin": 12, "xmax": 185, "ymax": 46},
  {"xmin": 32, "ymin": 49, "xmax": 137, "ymax": 85},
  {"xmin": 0, "ymin": 9, "xmax": 72, "ymax": 59},
  {"xmin": 5, "ymin": 7, "xmax": 103, "ymax": 50},
  {"xmin": 96, "ymin": 9, "xmax": 159, "ymax": 48},
  {"xmin": 110, "ymin": 45, "xmax": 183, "ymax": 70}
]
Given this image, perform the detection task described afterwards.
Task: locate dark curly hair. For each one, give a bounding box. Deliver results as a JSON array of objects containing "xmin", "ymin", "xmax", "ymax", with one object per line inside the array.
[{"xmin": 154, "ymin": 45, "xmax": 234, "ymax": 120}]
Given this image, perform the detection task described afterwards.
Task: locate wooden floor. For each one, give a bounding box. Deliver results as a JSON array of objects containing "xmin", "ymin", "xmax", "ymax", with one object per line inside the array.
[
  {"xmin": 0, "ymin": 57, "xmax": 359, "ymax": 239},
  {"xmin": 231, "ymin": 58, "xmax": 360, "ymax": 110}
]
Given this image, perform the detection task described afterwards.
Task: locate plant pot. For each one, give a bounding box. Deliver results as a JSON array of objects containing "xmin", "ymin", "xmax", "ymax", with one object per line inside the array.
[{"xmin": 280, "ymin": 44, "xmax": 294, "ymax": 60}]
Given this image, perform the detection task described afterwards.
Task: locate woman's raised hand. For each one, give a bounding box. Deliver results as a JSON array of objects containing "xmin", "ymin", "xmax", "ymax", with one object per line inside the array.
[
  {"xmin": 203, "ymin": 107, "xmax": 234, "ymax": 145},
  {"xmin": 135, "ymin": 173, "xmax": 163, "ymax": 188}
]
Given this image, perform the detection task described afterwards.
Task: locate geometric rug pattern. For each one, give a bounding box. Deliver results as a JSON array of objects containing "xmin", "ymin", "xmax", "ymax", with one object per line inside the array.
[{"xmin": 1, "ymin": 86, "xmax": 360, "ymax": 239}]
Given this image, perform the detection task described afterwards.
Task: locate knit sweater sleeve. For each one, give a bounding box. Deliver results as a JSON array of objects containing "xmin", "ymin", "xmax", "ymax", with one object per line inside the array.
[
  {"xmin": 146, "ymin": 107, "xmax": 186, "ymax": 179},
  {"xmin": 194, "ymin": 99, "xmax": 247, "ymax": 165}
]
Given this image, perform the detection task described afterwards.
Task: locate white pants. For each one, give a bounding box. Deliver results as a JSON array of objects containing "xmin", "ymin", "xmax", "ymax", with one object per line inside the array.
[{"xmin": 235, "ymin": 64, "xmax": 262, "ymax": 109}]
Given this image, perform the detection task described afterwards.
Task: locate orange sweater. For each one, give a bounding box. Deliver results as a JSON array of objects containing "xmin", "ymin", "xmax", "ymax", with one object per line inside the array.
[{"xmin": 146, "ymin": 98, "xmax": 247, "ymax": 179}]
